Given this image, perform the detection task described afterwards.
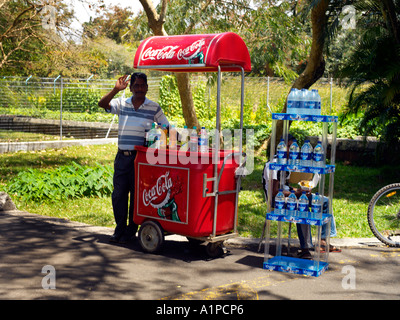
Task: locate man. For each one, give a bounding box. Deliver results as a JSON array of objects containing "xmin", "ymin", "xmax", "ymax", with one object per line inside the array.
[
  {"xmin": 98, "ymin": 73, "xmax": 169, "ymax": 243},
  {"xmin": 262, "ymin": 135, "xmax": 339, "ymax": 259}
]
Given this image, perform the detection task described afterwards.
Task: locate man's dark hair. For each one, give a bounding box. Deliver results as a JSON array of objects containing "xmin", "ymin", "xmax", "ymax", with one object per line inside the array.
[{"xmin": 130, "ymin": 72, "xmax": 147, "ymax": 87}]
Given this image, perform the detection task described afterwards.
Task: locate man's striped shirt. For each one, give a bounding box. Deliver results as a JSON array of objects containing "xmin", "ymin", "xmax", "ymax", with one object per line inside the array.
[{"xmin": 108, "ymin": 96, "xmax": 169, "ymax": 150}]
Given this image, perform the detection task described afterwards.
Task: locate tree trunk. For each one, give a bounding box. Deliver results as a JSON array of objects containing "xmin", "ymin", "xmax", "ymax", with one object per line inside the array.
[
  {"xmin": 267, "ymin": 0, "xmax": 330, "ymax": 157},
  {"xmin": 176, "ymin": 73, "xmax": 200, "ymax": 129},
  {"xmin": 291, "ymin": 0, "xmax": 329, "ymax": 91},
  {"xmin": 139, "ymin": 0, "xmax": 199, "ymax": 128},
  {"xmin": 381, "ymin": 0, "xmax": 400, "ymax": 45}
]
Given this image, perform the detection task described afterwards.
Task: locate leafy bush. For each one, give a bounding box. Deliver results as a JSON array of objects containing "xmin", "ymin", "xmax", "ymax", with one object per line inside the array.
[
  {"xmin": 6, "ymin": 162, "xmax": 113, "ymax": 202},
  {"xmin": 158, "ymin": 75, "xmax": 182, "ymax": 117},
  {"xmin": 43, "ymin": 88, "xmax": 103, "ymax": 113}
]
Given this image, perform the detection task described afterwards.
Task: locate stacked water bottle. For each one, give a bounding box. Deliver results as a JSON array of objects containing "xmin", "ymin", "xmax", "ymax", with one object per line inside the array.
[
  {"xmin": 287, "ymin": 88, "xmax": 321, "ymax": 115},
  {"xmin": 274, "ymin": 189, "xmax": 323, "ymax": 219},
  {"xmin": 276, "ymin": 138, "xmax": 325, "ymax": 168},
  {"xmin": 274, "ymin": 136, "xmax": 324, "ymax": 219}
]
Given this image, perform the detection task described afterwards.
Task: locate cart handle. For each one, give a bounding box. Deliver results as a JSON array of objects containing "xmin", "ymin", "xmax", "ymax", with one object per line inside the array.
[
  {"xmin": 202, "ymin": 151, "xmax": 246, "ymax": 198},
  {"xmin": 219, "ymin": 151, "xmax": 247, "ymax": 181}
]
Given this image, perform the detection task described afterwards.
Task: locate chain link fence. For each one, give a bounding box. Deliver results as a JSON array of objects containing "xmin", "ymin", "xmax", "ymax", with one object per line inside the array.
[
  {"xmin": 0, "ymin": 76, "xmax": 162, "ymax": 142},
  {"xmin": 0, "ymin": 75, "xmax": 345, "ymax": 146}
]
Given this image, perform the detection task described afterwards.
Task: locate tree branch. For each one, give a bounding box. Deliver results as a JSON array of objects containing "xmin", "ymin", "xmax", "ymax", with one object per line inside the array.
[
  {"xmin": 139, "ymin": 0, "xmax": 167, "ymax": 35},
  {"xmin": 159, "ymin": 0, "xmax": 168, "ymax": 23},
  {"xmin": 184, "ymin": 0, "xmax": 213, "ymax": 34}
]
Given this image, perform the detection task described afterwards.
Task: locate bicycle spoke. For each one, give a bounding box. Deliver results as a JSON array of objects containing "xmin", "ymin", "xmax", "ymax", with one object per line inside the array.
[{"xmin": 368, "ymin": 184, "xmax": 400, "ymax": 247}]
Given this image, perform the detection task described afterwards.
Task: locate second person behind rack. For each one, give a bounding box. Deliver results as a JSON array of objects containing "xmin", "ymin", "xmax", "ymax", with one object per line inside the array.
[{"xmin": 262, "ymin": 134, "xmax": 340, "ymax": 259}]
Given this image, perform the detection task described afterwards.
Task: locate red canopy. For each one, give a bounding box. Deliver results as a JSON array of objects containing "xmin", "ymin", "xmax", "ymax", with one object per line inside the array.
[{"xmin": 134, "ymin": 32, "xmax": 251, "ymax": 72}]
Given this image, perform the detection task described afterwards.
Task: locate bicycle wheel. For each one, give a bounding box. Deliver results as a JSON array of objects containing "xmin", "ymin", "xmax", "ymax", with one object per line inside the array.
[{"xmin": 367, "ymin": 183, "xmax": 400, "ymax": 247}]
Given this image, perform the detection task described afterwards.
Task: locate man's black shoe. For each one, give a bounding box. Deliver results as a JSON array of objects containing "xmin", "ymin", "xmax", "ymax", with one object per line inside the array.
[{"xmin": 109, "ymin": 235, "xmax": 125, "ymax": 244}]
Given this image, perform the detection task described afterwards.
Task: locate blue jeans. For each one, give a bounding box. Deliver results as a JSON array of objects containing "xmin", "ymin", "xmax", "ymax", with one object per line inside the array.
[
  {"xmin": 297, "ymin": 196, "xmax": 337, "ymax": 249},
  {"xmin": 112, "ymin": 151, "xmax": 138, "ymax": 239}
]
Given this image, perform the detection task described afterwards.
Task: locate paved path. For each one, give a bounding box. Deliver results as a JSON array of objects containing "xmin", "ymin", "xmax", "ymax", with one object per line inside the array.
[{"xmin": 1, "ymin": 210, "xmax": 399, "ymax": 301}]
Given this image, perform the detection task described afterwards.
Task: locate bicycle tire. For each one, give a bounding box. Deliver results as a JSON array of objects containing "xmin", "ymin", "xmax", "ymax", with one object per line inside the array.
[{"xmin": 367, "ymin": 183, "xmax": 400, "ymax": 247}]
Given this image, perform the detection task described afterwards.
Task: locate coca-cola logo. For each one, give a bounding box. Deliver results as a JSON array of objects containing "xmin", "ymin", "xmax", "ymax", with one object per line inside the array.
[
  {"xmin": 142, "ymin": 171, "xmax": 173, "ymax": 208},
  {"xmin": 141, "ymin": 45, "xmax": 180, "ymax": 61},
  {"xmin": 141, "ymin": 39, "xmax": 205, "ymax": 62},
  {"xmin": 177, "ymin": 39, "xmax": 205, "ymax": 60}
]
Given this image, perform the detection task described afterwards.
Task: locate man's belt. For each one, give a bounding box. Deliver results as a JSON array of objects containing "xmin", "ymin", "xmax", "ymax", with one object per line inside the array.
[{"xmin": 118, "ymin": 149, "xmax": 136, "ymax": 156}]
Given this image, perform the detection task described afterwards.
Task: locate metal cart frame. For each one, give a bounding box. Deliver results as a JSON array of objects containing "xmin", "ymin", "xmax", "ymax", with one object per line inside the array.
[{"xmin": 133, "ymin": 33, "xmax": 251, "ymax": 256}]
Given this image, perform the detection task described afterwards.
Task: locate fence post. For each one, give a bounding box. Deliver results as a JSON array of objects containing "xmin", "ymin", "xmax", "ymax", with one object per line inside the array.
[
  {"xmin": 330, "ymin": 77, "xmax": 333, "ymax": 115},
  {"xmin": 53, "ymin": 75, "xmax": 61, "ymax": 95},
  {"xmin": 266, "ymin": 76, "xmax": 272, "ymax": 113},
  {"xmin": 60, "ymin": 77, "xmax": 63, "ymax": 140},
  {"xmin": 86, "ymin": 74, "xmax": 93, "ymax": 95},
  {"xmin": 25, "ymin": 75, "xmax": 32, "ymax": 105}
]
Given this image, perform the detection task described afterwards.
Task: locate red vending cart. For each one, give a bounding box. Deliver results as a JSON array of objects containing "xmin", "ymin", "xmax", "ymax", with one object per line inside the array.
[{"xmin": 132, "ymin": 32, "xmax": 251, "ymax": 256}]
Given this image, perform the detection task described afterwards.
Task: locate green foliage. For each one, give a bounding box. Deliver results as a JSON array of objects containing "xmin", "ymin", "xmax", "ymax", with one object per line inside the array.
[
  {"xmin": 43, "ymin": 88, "xmax": 103, "ymax": 113},
  {"xmin": 158, "ymin": 75, "xmax": 182, "ymax": 117},
  {"xmin": 161, "ymin": 0, "xmax": 310, "ymax": 80},
  {"xmin": 158, "ymin": 74, "xmax": 363, "ymax": 148},
  {"xmin": 243, "ymin": 1, "xmax": 310, "ymax": 80},
  {"xmin": 158, "ymin": 75, "xmax": 212, "ymax": 120},
  {"xmin": 338, "ymin": 0, "xmax": 400, "ymax": 143},
  {"xmin": 193, "ymin": 82, "xmax": 210, "ymax": 119},
  {"xmin": 83, "ymin": 6, "xmax": 134, "ymax": 44},
  {"xmin": 6, "ymin": 162, "xmax": 113, "ymax": 202},
  {"xmin": 245, "ymin": 124, "xmax": 271, "ymax": 150}
]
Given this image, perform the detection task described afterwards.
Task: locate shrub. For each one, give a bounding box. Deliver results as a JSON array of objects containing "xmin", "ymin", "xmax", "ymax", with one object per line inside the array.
[
  {"xmin": 6, "ymin": 162, "xmax": 113, "ymax": 202},
  {"xmin": 43, "ymin": 88, "xmax": 103, "ymax": 113}
]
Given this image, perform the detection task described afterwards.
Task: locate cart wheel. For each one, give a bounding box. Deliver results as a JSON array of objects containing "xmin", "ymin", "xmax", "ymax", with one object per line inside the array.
[
  {"xmin": 205, "ymin": 241, "xmax": 225, "ymax": 258},
  {"xmin": 138, "ymin": 220, "xmax": 164, "ymax": 253}
]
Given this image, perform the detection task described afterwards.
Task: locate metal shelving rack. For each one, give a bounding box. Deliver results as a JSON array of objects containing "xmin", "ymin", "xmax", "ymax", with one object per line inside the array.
[{"xmin": 263, "ymin": 113, "xmax": 338, "ymax": 277}]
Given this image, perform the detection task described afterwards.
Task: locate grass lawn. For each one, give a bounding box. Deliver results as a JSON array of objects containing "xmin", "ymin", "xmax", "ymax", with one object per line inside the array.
[{"xmin": 1, "ymin": 144, "xmax": 399, "ymax": 240}]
